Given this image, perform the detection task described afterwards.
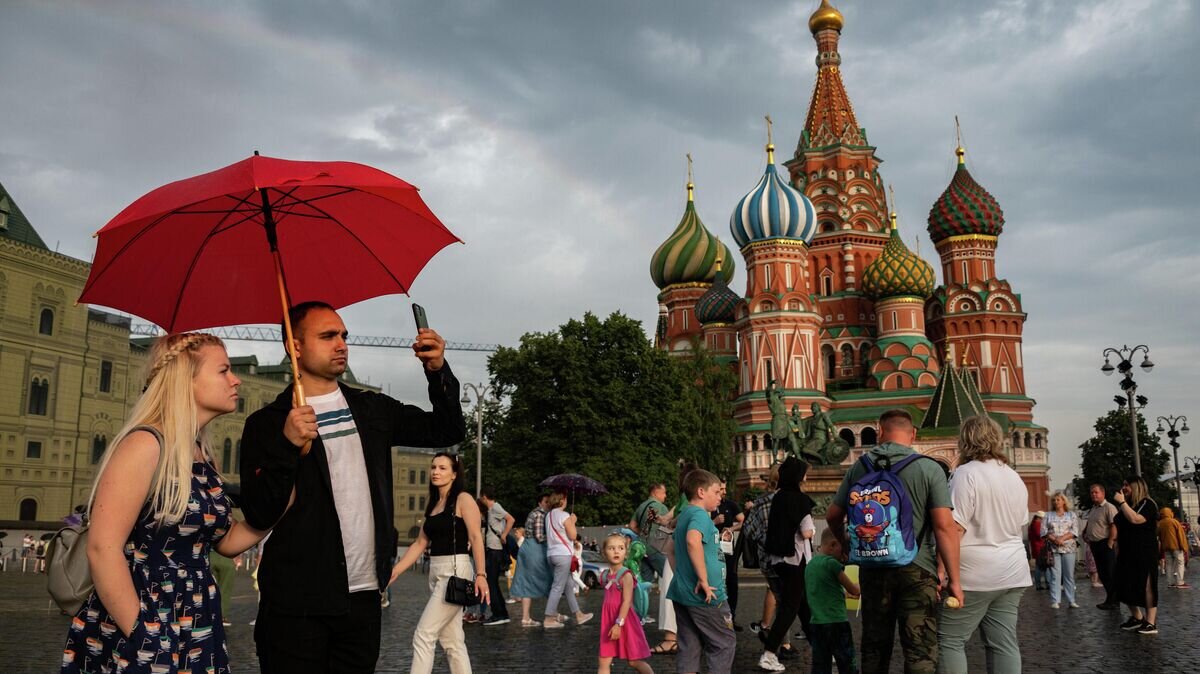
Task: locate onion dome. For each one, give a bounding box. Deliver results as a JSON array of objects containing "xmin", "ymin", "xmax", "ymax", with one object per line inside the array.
[
  {"xmin": 862, "ymin": 212, "xmax": 936, "ymax": 300},
  {"xmin": 730, "ymin": 141, "xmax": 816, "ymax": 249},
  {"xmin": 809, "ymin": 0, "xmax": 844, "ymax": 33},
  {"xmin": 695, "ymin": 256, "xmax": 741, "ymax": 325},
  {"xmin": 927, "ymin": 146, "xmax": 1005, "ymax": 244},
  {"xmin": 650, "ymin": 173, "xmax": 736, "ymax": 289}
]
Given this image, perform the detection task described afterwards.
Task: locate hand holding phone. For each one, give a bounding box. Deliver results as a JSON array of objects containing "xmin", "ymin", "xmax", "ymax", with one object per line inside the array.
[{"xmin": 412, "ymin": 303, "xmax": 432, "ymax": 351}]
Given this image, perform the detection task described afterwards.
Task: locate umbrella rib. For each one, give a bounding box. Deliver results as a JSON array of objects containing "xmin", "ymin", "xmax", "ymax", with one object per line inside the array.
[
  {"xmin": 165, "ymin": 216, "xmax": 237, "ymax": 332},
  {"xmin": 268, "ymin": 187, "xmax": 356, "ymax": 226},
  {"xmin": 272, "ymin": 186, "xmax": 411, "ymax": 294},
  {"xmin": 81, "ymin": 192, "xmax": 257, "ymax": 300}
]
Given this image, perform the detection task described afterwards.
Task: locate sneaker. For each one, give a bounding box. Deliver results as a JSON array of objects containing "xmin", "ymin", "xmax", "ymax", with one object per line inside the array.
[
  {"xmin": 749, "ymin": 621, "xmax": 764, "ymax": 634},
  {"xmin": 505, "ymin": 598, "xmax": 518, "ymax": 604},
  {"xmin": 521, "ymin": 618, "xmax": 540, "ymax": 627},
  {"xmin": 1120, "ymin": 617, "xmax": 1144, "ymax": 631},
  {"xmin": 483, "ymin": 617, "xmax": 510, "ymax": 626},
  {"xmin": 1050, "ymin": 603, "xmax": 1059, "ymax": 609},
  {"xmin": 248, "ymin": 619, "xmax": 256, "ymax": 626},
  {"xmin": 222, "ymin": 621, "xmax": 232, "ymax": 627},
  {"xmin": 576, "ymin": 612, "xmax": 595, "ymax": 626},
  {"xmin": 1177, "ymin": 583, "xmax": 1192, "ymax": 589},
  {"xmin": 543, "ymin": 620, "xmax": 564, "ymax": 629},
  {"xmin": 1069, "ymin": 602, "xmax": 1080, "ymax": 608},
  {"xmin": 557, "ymin": 613, "xmax": 569, "ymax": 623},
  {"xmin": 1137, "ymin": 622, "xmax": 1158, "ymax": 635},
  {"xmin": 758, "ymin": 651, "xmax": 787, "ymax": 672},
  {"xmin": 642, "ymin": 616, "xmax": 656, "ymax": 624},
  {"xmin": 463, "ymin": 614, "xmax": 480, "ymax": 624}
]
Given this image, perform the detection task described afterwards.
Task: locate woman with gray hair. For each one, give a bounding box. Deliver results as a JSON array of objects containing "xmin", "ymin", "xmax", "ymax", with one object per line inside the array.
[{"xmin": 936, "ymin": 415, "xmax": 1032, "ymax": 674}]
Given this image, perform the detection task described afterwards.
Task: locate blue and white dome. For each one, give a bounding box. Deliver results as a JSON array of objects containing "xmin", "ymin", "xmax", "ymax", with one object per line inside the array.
[{"xmin": 729, "ymin": 152, "xmax": 816, "ymax": 249}]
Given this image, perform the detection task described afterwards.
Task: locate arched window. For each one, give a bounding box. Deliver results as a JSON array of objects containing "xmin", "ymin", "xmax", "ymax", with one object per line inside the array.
[
  {"xmin": 92, "ymin": 435, "xmax": 107, "ymax": 464},
  {"xmin": 234, "ymin": 440, "xmax": 241, "ymax": 472},
  {"xmin": 27, "ymin": 378, "xmax": 49, "ymax": 416},
  {"xmin": 840, "ymin": 344, "xmax": 854, "ymax": 366},
  {"xmin": 839, "ymin": 428, "xmax": 856, "ymax": 448},
  {"xmin": 1024, "ymin": 432, "xmax": 1032, "ymax": 448},
  {"xmin": 19, "ymin": 498, "xmax": 37, "ymax": 521},
  {"xmin": 822, "ymin": 275, "xmax": 834, "ymax": 296},
  {"xmin": 1012, "ymin": 432, "xmax": 1022, "ymax": 448},
  {"xmin": 822, "ymin": 345, "xmax": 837, "ymax": 380},
  {"xmin": 861, "ymin": 427, "xmax": 878, "ymax": 446},
  {"xmin": 751, "ymin": 435, "xmax": 759, "ymax": 452},
  {"xmin": 1034, "ymin": 434, "xmax": 1043, "ymax": 449},
  {"xmin": 39, "ymin": 308, "xmax": 54, "ymax": 335},
  {"xmin": 222, "ymin": 438, "xmax": 232, "ymax": 473},
  {"xmin": 860, "ymin": 344, "xmax": 871, "ymax": 371}
]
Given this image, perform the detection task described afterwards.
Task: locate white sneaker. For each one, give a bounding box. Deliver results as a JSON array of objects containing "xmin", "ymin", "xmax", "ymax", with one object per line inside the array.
[
  {"xmin": 1050, "ymin": 603, "xmax": 1060, "ymax": 609},
  {"xmin": 1069, "ymin": 602, "xmax": 1080, "ymax": 608},
  {"xmin": 759, "ymin": 651, "xmax": 787, "ymax": 672}
]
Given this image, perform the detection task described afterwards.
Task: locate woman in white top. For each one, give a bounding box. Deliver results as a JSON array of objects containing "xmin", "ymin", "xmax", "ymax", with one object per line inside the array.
[
  {"xmin": 543, "ymin": 490, "xmax": 594, "ymax": 628},
  {"xmin": 1043, "ymin": 491, "xmax": 1079, "ymax": 609},
  {"xmin": 936, "ymin": 415, "xmax": 1032, "ymax": 674}
]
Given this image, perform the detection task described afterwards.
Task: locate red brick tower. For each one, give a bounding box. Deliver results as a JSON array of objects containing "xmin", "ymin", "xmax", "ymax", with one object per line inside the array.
[{"xmin": 784, "ymin": 0, "xmax": 890, "ymax": 389}]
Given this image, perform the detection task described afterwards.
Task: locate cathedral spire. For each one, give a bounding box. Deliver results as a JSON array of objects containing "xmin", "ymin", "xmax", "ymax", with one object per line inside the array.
[{"xmin": 802, "ymin": 0, "xmax": 864, "ymax": 149}]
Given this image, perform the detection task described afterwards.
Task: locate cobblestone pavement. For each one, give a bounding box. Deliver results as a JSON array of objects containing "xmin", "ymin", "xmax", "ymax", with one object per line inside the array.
[{"xmin": 2, "ymin": 566, "xmax": 1196, "ymax": 673}]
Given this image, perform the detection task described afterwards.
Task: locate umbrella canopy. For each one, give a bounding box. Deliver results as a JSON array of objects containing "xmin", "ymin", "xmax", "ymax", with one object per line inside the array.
[
  {"xmin": 539, "ymin": 473, "xmax": 608, "ymax": 496},
  {"xmin": 79, "ymin": 154, "xmax": 461, "ymax": 333}
]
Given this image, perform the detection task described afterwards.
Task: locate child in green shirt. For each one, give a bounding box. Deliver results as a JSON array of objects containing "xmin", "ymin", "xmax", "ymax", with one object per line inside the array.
[
  {"xmin": 666, "ymin": 469, "xmax": 735, "ymax": 674},
  {"xmin": 805, "ymin": 528, "xmax": 861, "ymax": 674}
]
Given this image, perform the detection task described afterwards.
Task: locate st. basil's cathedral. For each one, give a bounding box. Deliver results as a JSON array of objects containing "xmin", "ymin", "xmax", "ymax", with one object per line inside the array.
[{"xmin": 649, "ymin": 0, "xmax": 1050, "ymax": 511}]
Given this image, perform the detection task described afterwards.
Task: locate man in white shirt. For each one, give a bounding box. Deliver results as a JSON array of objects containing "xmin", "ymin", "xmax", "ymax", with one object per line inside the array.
[
  {"xmin": 478, "ymin": 487, "xmax": 515, "ymax": 625},
  {"xmin": 240, "ymin": 302, "xmax": 465, "ymax": 673}
]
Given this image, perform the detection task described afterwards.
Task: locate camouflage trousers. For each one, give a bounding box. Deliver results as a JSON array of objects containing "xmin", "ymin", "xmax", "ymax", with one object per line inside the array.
[{"xmin": 859, "ymin": 564, "xmax": 939, "ymax": 674}]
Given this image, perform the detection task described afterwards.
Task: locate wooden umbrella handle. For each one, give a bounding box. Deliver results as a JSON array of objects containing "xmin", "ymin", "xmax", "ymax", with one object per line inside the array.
[{"xmin": 273, "ymin": 249, "xmax": 312, "ymax": 457}]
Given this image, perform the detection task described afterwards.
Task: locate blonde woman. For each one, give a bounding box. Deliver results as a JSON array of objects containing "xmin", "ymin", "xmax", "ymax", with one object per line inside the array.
[
  {"xmin": 936, "ymin": 415, "xmax": 1031, "ymax": 674},
  {"xmin": 1113, "ymin": 476, "xmax": 1160, "ymax": 634},
  {"xmin": 1044, "ymin": 491, "xmax": 1079, "ymax": 609},
  {"xmin": 61, "ymin": 333, "xmax": 269, "ymax": 674}
]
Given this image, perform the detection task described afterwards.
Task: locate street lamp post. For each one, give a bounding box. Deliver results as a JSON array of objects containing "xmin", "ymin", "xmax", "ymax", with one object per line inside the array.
[
  {"xmin": 460, "ymin": 382, "xmax": 493, "ymax": 497},
  {"xmin": 1101, "ymin": 344, "xmax": 1154, "ymax": 476},
  {"xmin": 1156, "ymin": 415, "xmax": 1190, "ymax": 518}
]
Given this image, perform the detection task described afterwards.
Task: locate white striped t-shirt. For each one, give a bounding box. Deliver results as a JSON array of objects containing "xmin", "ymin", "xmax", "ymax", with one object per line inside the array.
[{"xmin": 307, "ymin": 388, "xmax": 377, "ymax": 592}]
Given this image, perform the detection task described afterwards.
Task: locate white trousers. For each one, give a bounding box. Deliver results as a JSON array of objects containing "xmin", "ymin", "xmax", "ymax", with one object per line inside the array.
[
  {"xmin": 411, "ymin": 554, "xmax": 474, "ymax": 674},
  {"xmin": 1165, "ymin": 549, "xmax": 1186, "ymax": 586},
  {"xmin": 658, "ymin": 557, "xmax": 677, "ymax": 633}
]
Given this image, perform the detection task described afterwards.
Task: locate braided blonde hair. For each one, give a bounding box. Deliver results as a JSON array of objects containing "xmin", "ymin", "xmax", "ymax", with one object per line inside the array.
[{"xmin": 89, "ymin": 332, "xmax": 226, "ymax": 526}]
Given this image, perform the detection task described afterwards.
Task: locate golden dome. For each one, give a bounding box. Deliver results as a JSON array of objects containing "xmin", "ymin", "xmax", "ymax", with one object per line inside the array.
[{"xmin": 809, "ymin": 0, "xmax": 844, "ymax": 33}]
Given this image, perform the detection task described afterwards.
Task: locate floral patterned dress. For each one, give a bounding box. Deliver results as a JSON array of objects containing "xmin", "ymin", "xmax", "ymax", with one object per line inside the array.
[{"xmin": 62, "ymin": 460, "xmax": 232, "ymax": 674}]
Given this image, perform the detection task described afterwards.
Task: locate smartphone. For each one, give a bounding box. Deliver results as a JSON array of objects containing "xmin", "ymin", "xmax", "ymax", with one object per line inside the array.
[{"xmin": 412, "ymin": 303, "xmax": 432, "ymax": 351}]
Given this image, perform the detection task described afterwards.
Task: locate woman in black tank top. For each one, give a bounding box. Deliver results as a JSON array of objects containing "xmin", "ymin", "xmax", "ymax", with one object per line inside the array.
[{"xmin": 387, "ymin": 452, "xmax": 487, "ymax": 673}]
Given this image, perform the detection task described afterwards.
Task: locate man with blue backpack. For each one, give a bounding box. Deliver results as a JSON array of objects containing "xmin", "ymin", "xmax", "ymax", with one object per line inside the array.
[{"xmin": 825, "ymin": 409, "xmax": 962, "ymax": 674}]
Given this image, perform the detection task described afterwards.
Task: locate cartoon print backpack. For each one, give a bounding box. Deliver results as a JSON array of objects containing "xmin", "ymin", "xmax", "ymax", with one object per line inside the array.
[{"xmin": 846, "ymin": 452, "xmax": 931, "ymax": 568}]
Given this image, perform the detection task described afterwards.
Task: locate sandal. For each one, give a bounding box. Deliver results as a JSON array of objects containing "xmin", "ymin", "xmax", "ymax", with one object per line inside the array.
[{"xmin": 650, "ymin": 640, "xmax": 678, "ymax": 655}]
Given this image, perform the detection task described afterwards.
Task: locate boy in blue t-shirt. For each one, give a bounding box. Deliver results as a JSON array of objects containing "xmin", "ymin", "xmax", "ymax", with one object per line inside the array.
[
  {"xmin": 805, "ymin": 528, "xmax": 861, "ymax": 674},
  {"xmin": 666, "ymin": 469, "xmax": 735, "ymax": 674}
]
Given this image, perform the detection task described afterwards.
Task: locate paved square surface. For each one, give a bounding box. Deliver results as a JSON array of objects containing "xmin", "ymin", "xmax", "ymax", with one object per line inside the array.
[{"xmin": 2, "ymin": 565, "xmax": 1195, "ymax": 672}]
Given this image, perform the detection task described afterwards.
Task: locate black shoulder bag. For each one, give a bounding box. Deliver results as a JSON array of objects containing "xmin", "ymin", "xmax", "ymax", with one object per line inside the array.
[{"xmin": 443, "ymin": 500, "xmax": 480, "ymax": 607}]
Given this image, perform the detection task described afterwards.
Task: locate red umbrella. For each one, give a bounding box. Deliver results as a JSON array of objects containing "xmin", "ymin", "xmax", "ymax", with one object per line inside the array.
[{"xmin": 79, "ymin": 153, "xmax": 461, "ymax": 429}]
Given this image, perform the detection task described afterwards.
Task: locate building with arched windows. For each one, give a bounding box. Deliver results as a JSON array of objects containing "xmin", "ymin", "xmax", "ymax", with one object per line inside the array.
[{"xmin": 650, "ymin": 1, "xmax": 1050, "ymax": 510}]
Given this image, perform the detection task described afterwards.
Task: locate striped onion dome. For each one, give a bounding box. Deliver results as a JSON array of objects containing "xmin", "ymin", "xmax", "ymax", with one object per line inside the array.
[
  {"xmin": 695, "ymin": 258, "xmax": 741, "ymax": 324},
  {"xmin": 650, "ymin": 182, "xmax": 736, "ymax": 289},
  {"xmin": 862, "ymin": 213, "xmax": 936, "ymax": 300},
  {"xmin": 729, "ymin": 145, "xmax": 816, "ymax": 249},
  {"xmin": 927, "ymin": 147, "xmax": 1004, "ymax": 244}
]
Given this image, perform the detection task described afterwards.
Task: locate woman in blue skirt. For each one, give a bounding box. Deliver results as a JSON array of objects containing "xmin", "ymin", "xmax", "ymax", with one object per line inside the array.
[{"xmin": 511, "ymin": 493, "xmax": 555, "ymax": 626}]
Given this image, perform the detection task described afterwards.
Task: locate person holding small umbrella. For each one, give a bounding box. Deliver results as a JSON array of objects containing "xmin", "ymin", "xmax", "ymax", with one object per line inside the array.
[
  {"xmin": 239, "ymin": 302, "xmax": 466, "ymax": 672},
  {"xmin": 543, "ymin": 488, "xmax": 595, "ymax": 628}
]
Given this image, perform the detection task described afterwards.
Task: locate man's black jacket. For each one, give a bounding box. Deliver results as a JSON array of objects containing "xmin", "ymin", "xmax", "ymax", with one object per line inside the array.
[{"xmin": 239, "ymin": 364, "xmax": 465, "ymax": 616}]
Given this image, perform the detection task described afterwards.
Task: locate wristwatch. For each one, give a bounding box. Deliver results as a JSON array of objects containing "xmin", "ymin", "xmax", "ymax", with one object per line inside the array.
[
  {"xmin": 476, "ymin": 572, "xmax": 487, "ymax": 578},
  {"xmin": 615, "ymin": 617, "xmax": 624, "ymax": 626}
]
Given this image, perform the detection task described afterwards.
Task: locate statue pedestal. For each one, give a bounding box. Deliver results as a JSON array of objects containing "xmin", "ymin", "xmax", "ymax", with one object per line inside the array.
[{"xmin": 805, "ymin": 464, "xmax": 849, "ymax": 517}]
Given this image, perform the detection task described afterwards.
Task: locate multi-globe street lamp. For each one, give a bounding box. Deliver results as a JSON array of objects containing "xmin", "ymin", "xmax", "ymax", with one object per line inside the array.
[
  {"xmin": 1156, "ymin": 415, "xmax": 1190, "ymax": 518},
  {"xmin": 1101, "ymin": 344, "xmax": 1154, "ymax": 476},
  {"xmin": 460, "ymin": 382, "xmax": 494, "ymax": 497}
]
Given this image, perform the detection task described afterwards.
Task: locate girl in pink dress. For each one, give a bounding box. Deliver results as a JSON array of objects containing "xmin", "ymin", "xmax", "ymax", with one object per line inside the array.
[{"xmin": 598, "ymin": 534, "xmax": 653, "ymax": 674}]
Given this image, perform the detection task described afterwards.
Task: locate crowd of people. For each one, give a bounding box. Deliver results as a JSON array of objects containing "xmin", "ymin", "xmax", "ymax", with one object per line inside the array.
[{"xmin": 51, "ymin": 302, "xmax": 1192, "ymax": 673}]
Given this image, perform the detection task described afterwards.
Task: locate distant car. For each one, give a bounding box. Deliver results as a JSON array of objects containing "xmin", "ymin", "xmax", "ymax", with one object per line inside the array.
[{"xmin": 580, "ymin": 550, "xmax": 604, "ymax": 588}]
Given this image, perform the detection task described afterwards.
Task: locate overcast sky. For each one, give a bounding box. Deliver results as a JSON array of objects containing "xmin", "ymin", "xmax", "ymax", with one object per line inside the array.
[{"xmin": 3, "ymin": 0, "xmax": 1197, "ymax": 490}]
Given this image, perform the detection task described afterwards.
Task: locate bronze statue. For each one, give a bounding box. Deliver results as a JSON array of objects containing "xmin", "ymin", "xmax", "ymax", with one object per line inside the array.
[
  {"xmin": 800, "ymin": 402, "xmax": 850, "ymax": 466},
  {"xmin": 766, "ymin": 374, "xmax": 795, "ymax": 462}
]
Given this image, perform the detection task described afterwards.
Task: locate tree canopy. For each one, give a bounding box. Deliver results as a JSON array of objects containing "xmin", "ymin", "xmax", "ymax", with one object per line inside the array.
[
  {"xmin": 474, "ymin": 312, "xmax": 737, "ymax": 525},
  {"xmin": 1070, "ymin": 410, "xmax": 1174, "ymax": 511}
]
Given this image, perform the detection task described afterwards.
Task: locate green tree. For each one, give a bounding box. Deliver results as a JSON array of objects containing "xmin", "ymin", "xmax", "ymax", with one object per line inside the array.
[
  {"xmin": 1071, "ymin": 410, "xmax": 1174, "ymax": 511},
  {"xmin": 481, "ymin": 312, "xmax": 738, "ymax": 525}
]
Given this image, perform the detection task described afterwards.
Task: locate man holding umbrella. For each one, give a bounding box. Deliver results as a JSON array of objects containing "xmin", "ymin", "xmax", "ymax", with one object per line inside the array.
[{"xmin": 239, "ymin": 301, "xmax": 466, "ymax": 673}]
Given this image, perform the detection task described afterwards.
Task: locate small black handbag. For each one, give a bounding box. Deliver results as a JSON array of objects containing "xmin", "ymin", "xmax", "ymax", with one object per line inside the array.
[{"xmin": 443, "ymin": 501, "xmax": 480, "ymax": 607}]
